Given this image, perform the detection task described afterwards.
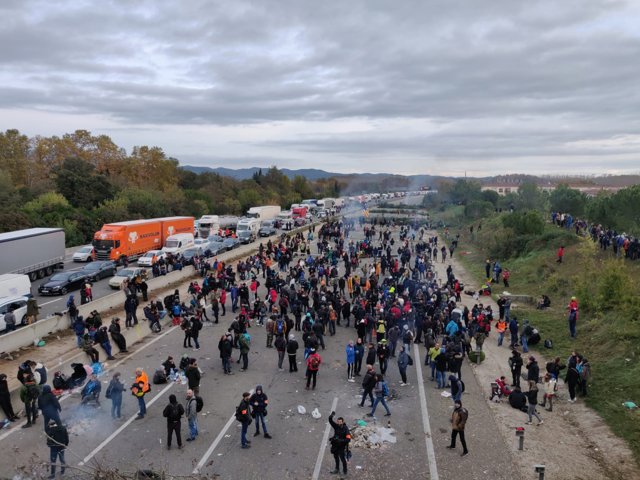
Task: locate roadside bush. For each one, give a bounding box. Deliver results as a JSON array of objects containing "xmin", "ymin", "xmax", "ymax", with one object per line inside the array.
[{"xmin": 502, "ymin": 210, "xmax": 545, "ymax": 235}]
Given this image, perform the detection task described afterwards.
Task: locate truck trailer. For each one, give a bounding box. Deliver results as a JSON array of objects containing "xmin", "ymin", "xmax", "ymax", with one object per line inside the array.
[
  {"xmin": 0, "ymin": 228, "xmax": 65, "ymax": 281},
  {"xmin": 246, "ymin": 205, "xmax": 282, "ymax": 221},
  {"xmin": 93, "ymin": 216, "xmax": 194, "ymax": 263}
]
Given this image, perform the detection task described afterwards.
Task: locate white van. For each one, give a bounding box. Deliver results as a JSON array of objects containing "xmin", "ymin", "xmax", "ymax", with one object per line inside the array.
[
  {"xmin": 0, "ymin": 274, "xmax": 32, "ymax": 298},
  {"xmin": 162, "ymin": 233, "xmax": 195, "ymax": 255},
  {"xmin": 236, "ymin": 218, "xmax": 261, "ymax": 244}
]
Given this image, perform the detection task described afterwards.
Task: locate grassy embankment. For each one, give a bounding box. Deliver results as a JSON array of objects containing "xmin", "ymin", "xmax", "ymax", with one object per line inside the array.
[{"xmin": 432, "ymin": 207, "xmax": 640, "ymax": 459}]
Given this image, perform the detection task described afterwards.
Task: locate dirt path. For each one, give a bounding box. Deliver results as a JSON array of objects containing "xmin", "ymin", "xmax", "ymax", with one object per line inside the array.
[{"xmin": 429, "ymin": 234, "xmax": 638, "ymax": 480}]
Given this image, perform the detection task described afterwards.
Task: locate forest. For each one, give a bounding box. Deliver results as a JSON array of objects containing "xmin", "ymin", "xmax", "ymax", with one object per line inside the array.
[{"xmin": 0, "ymin": 129, "xmax": 344, "ymax": 245}]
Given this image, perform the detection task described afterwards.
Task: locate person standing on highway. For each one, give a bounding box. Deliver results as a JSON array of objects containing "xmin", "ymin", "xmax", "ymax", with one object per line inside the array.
[
  {"xmin": 275, "ymin": 333, "xmax": 286, "ymax": 371},
  {"xmin": 0, "ymin": 374, "xmax": 19, "ymax": 421},
  {"xmin": 185, "ymin": 389, "xmax": 199, "ymax": 442},
  {"xmin": 345, "ymin": 340, "xmax": 356, "ymax": 382},
  {"xmin": 239, "ymin": 332, "xmax": 251, "ymax": 371},
  {"xmin": 185, "ymin": 359, "xmax": 201, "ymax": 395},
  {"xmin": 26, "ymin": 297, "xmax": 39, "ymax": 325},
  {"xmin": 236, "ymin": 392, "xmax": 253, "ymax": 449},
  {"xmin": 124, "ymin": 295, "xmax": 138, "ymax": 328},
  {"xmin": 305, "ymin": 348, "xmax": 322, "ymax": 390},
  {"xmin": 287, "ymin": 334, "xmax": 299, "ymax": 372},
  {"xmin": 132, "ymin": 367, "xmax": 150, "ymax": 419},
  {"xmin": 19, "ymin": 374, "xmax": 40, "ymax": 428},
  {"xmin": 45, "ymin": 419, "xmax": 69, "ymax": 478},
  {"xmin": 447, "ymin": 400, "xmax": 469, "ymax": 456},
  {"xmin": 397, "ymin": 345, "xmax": 413, "ymax": 386},
  {"xmin": 163, "ymin": 394, "xmax": 184, "ymax": 450},
  {"xmin": 66, "ymin": 295, "xmax": 78, "ymax": 323},
  {"xmin": 106, "ymin": 372, "xmax": 124, "ymax": 419},
  {"xmin": 249, "ymin": 385, "xmax": 272, "ymax": 439},
  {"xmin": 190, "ymin": 316, "xmax": 202, "ymax": 350},
  {"xmin": 218, "ymin": 333, "xmax": 234, "ymax": 375},
  {"xmin": 3, "ymin": 308, "xmax": 16, "ymax": 332},
  {"xmin": 328, "ymin": 411, "xmax": 351, "ymax": 475},
  {"xmin": 37, "ymin": 385, "xmax": 62, "ymax": 428}
]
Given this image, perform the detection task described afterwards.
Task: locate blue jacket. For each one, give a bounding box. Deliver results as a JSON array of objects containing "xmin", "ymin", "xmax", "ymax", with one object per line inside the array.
[
  {"xmin": 345, "ymin": 344, "xmax": 355, "ymax": 364},
  {"xmin": 445, "ymin": 320, "xmax": 459, "ymax": 337}
]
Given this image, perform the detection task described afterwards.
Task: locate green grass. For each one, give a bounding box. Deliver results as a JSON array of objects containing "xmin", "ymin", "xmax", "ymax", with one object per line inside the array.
[{"xmin": 438, "ymin": 207, "xmax": 640, "ymax": 461}]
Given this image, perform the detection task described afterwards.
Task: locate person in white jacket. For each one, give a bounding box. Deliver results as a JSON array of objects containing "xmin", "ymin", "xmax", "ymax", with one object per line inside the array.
[{"xmin": 541, "ymin": 373, "xmax": 557, "ymax": 412}]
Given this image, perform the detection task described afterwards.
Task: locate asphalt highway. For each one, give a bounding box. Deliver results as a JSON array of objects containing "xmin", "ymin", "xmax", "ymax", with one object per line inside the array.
[{"xmin": 1, "ymin": 214, "xmax": 518, "ymax": 479}]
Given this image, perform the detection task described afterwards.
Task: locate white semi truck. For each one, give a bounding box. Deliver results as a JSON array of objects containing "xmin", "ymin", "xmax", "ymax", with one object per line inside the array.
[
  {"xmin": 246, "ymin": 205, "xmax": 281, "ymax": 221},
  {"xmin": 0, "ymin": 228, "xmax": 65, "ymax": 281}
]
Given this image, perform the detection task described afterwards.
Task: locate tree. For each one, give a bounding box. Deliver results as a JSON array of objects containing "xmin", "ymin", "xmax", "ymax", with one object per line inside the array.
[
  {"xmin": 513, "ymin": 182, "xmax": 547, "ymax": 211},
  {"xmin": 549, "ymin": 184, "xmax": 587, "ymax": 216},
  {"xmin": 0, "ymin": 129, "xmax": 30, "ymax": 187},
  {"xmin": 54, "ymin": 157, "xmax": 116, "ymax": 208}
]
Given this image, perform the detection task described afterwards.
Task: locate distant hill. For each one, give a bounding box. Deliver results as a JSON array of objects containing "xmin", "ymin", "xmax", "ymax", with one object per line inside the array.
[
  {"xmin": 181, "ymin": 165, "xmax": 346, "ymax": 181},
  {"xmin": 181, "ymin": 165, "xmax": 448, "ymax": 190}
]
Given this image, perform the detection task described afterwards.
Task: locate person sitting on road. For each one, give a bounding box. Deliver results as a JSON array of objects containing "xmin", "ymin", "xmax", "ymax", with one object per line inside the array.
[
  {"xmin": 508, "ymin": 386, "xmax": 528, "ymax": 413},
  {"xmin": 81, "ymin": 374, "xmax": 102, "ymax": 406}
]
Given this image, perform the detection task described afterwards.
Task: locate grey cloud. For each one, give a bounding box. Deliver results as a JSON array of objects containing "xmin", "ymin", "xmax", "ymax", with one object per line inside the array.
[{"xmin": 1, "ymin": 0, "xmax": 640, "ymax": 174}]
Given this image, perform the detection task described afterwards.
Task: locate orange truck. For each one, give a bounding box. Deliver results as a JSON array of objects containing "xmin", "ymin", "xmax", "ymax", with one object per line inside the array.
[{"xmin": 93, "ymin": 216, "xmax": 194, "ymax": 264}]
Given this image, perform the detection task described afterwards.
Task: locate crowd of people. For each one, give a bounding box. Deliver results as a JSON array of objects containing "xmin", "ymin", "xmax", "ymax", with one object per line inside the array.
[
  {"xmin": 551, "ymin": 211, "xmax": 639, "ymax": 260},
  {"xmin": 0, "ymin": 215, "xmax": 597, "ymax": 477}
]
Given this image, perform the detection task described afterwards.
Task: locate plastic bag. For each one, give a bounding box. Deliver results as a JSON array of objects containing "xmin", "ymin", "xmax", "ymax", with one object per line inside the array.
[
  {"xmin": 297, "ymin": 405, "xmax": 306, "ymax": 415},
  {"xmin": 312, "ymin": 408, "xmax": 321, "ymax": 419}
]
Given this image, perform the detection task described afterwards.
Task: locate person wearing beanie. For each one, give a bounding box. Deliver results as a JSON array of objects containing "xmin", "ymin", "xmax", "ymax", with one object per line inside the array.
[
  {"xmin": 162, "ymin": 393, "xmax": 184, "ymax": 449},
  {"xmin": 447, "ymin": 400, "xmax": 469, "ymax": 456},
  {"xmin": 249, "ymin": 386, "xmax": 271, "ymax": 439},
  {"xmin": 45, "ymin": 419, "xmax": 69, "ymax": 478}
]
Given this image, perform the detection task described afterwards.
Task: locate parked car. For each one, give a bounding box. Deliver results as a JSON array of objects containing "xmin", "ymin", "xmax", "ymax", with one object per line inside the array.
[
  {"xmin": 205, "ymin": 241, "xmax": 226, "ymax": 254},
  {"xmin": 203, "ymin": 241, "xmax": 225, "ymax": 257},
  {"xmin": 80, "ymin": 260, "xmax": 117, "ymax": 282},
  {"xmin": 0, "ymin": 296, "xmax": 29, "ymax": 332},
  {"xmin": 294, "ymin": 217, "xmax": 307, "ymax": 227},
  {"xmin": 38, "ymin": 271, "xmax": 88, "ymax": 296},
  {"xmin": 259, "ymin": 221, "xmax": 277, "ymax": 237},
  {"xmin": 137, "ymin": 250, "xmax": 166, "ymax": 267},
  {"xmin": 72, "ymin": 245, "xmax": 95, "ymax": 262},
  {"xmin": 182, "ymin": 247, "xmax": 203, "ymax": 263},
  {"xmin": 108, "ymin": 267, "xmax": 146, "ymax": 289},
  {"xmin": 222, "ymin": 237, "xmax": 240, "ymax": 250}
]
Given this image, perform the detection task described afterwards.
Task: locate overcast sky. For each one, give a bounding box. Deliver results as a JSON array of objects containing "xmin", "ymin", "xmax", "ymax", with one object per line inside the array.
[{"xmin": 2, "ymin": 0, "xmax": 640, "ymax": 176}]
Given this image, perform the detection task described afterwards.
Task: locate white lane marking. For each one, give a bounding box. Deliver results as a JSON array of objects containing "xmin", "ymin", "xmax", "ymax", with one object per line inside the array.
[
  {"xmin": 414, "ymin": 343, "xmax": 440, "ymax": 480},
  {"xmin": 193, "ymin": 388, "xmax": 255, "ymax": 475},
  {"xmin": 39, "ymin": 298, "xmax": 65, "ymax": 306},
  {"xmin": 0, "ymin": 325, "xmax": 179, "ymax": 442},
  {"xmin": 312, "ymin": 397, "xmax": 339, "ymax": 480},
  {"xmin": 78, "ymin": 382, "xmax": 174, "ymax": 466}
]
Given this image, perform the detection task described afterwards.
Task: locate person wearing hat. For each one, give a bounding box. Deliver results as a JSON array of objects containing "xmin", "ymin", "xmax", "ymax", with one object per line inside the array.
[
  {"xmin": 163, "ymin": 394, "xmax": 185, "ymax": 449},
  {"xmin": 45, "ymin": 419, "xmax": 69, "ymax": 478},
  {"xmin": 447, "ymin": 400, "xmax": 469, "ymax": 456}
]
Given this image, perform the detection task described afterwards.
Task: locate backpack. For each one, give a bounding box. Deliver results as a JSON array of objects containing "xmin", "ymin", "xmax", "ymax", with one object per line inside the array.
[
  {"xmin": 105, "ymin": 382, "xmax": 113, "ymax": 399},
  {"xmin": 544, "ymin": 339, "xmax": 553, "ymax": 349},
  {"xmin": 52, "ymin": 372, "xmax": 68, "ymax": 390},
  {"xmin": 195, "ymin": 396, "xmax": 204, "ymax": 413},
  {"xmin": 381, "ymin": 382, "xmax": 389, "ymax": 397},
  {"xmin": 310, "ymin": 355, "xmax": 320, "ymax": 370},
  {"xmin": 459, "ymin": 380, "xmax": 466, "ymax": 393},
  {"xmin": 275, "ymin": 319, "xmax": 285, "ymax": 335},
  {"xmin": 153, "ymin": 369, "xmax": 167, "ymax": 385},
  {"xmin": 26, "ymin": 384, "xmax": 40, "ymax": 401}
]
